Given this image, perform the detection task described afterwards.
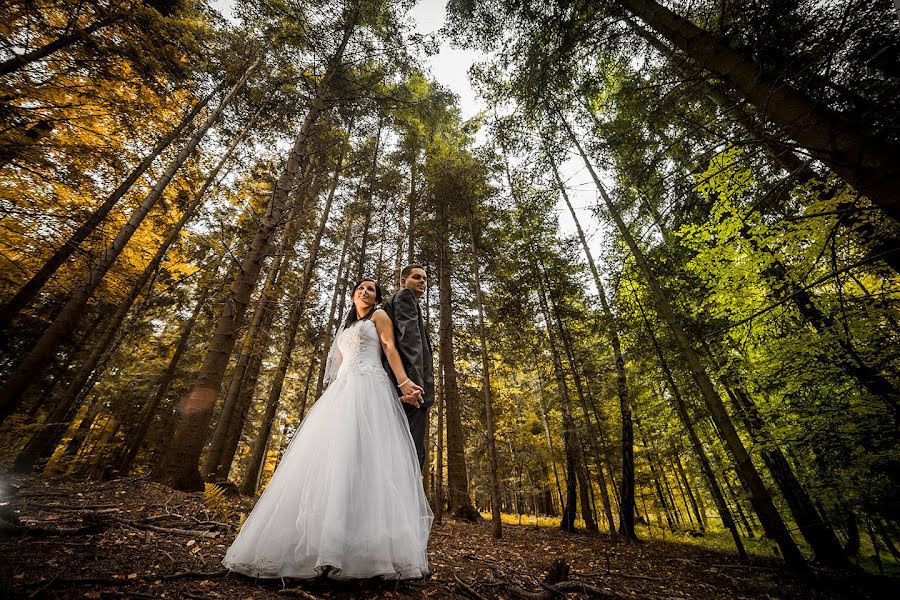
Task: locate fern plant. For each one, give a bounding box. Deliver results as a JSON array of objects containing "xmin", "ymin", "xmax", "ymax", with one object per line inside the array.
[{"xmin": 202, "ymin": 483, "xmax": 235, "ymax": 523}]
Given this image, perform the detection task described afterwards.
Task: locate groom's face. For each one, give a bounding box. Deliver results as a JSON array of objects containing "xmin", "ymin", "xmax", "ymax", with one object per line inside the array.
[{"xmin": 401, "ymin": 268, "xmax": 427, "ymax": 298}]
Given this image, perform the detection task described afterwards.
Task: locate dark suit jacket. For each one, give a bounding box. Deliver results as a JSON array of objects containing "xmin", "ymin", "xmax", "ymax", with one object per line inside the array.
[{"xmin": 381, "ymin": 288, "xmax": 435, "ymax": 409}]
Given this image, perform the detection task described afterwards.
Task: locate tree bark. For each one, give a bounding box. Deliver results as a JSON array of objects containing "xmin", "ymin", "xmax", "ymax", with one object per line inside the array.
[
  {"xmin": 407, "ymin": 146, "xmax": 418, "ymax": 263},
  {"xmin": 202, "ymin": 183, "xmax": 305, "ymax": 479},
  {"xmin": 313, "ymin": 221, "xmax": 352, "ymax": 399},
  {"xmin": 0, "ymin": 13, "xmax": 118, "ymax": 78},
  {"xmin": 616, "ymin": 0, "xmax": 900, "ymax": 222},
  {"xmin": 549, "ymin": 155, "xmax": 634, "ymax": 538},
  {"xmin": 633, "ymin": 292, "xmax": 746, "ymax": 556},
  {"xmin": 535, "ymin": 269, "xmax": 579, "ymax": 533},
  {"xmin": 0, "ymin": 84, "xmax": 220, "ymax": 336},
  {"xmin": 714, "ymin": 367, "xmax": 851, "ymax": 568},
  {"xmin": 239, "ymin": 141, "xmax": 347, "ymax": 496},
  {"xmin": 565, "ymin": 117, "xmax": 804, "ymax": 567},
  {"xmin": 11, "ymin": 110, "xmax": 256, "ymax": 472},
  {"xmin": 469, "ymin": 222, "xmax": 502, "ymax": 539},
  {"xmin": 435, "ymin": 359, "xmax": 445, "ymax": 522},
  {"xmin": 117, "ymin": 275, "xmax": 214, "ymax": 474},
  {"xmin": 0, "ymin": 61, "xmax": 256, "ymax": 423},
  {"xmin": 438, "ymin": 221, "xmax": 476, "ymax": 519},
  {"xmin": 152, "ymin": 13, "xmax": 357, "ymax": 491},
  {"xmin": 355, "ymin": 117, "xmax": 383, "ymax": 280}
]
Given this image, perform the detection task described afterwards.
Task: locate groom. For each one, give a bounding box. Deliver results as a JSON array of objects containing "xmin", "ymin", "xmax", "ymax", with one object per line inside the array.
[{"xmin": 381, "ymin": 264, "xmax": 434, "ymax": 468}]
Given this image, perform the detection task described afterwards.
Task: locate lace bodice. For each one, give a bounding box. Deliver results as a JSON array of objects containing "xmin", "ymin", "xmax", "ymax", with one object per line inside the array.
[{"xmin": 336, "ymin": 319, "xmax": 386, "ymax": 379}]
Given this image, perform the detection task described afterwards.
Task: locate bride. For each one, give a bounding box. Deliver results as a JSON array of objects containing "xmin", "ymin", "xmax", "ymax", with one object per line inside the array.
[{"xmin": 222, "ymin": 278, "xmax": 433, "ymax": 580}]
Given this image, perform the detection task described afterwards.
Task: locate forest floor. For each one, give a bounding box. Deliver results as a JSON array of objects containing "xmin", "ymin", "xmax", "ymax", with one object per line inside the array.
[{"xmin": 0, "ymin": 474, "xmax": 893, "ymax": 600}]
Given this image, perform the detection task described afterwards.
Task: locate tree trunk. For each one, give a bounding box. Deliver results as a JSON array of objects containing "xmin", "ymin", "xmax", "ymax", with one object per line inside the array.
[
  {"xmin": 117, "ymin": 276, "xmax": 213, "ymax": 474},
  {"xmin": 435, "ymin": 360, "xmax": 445, "ymax": 523},
  {"xmin": 715, "ymin": 369, "xmax": 851, "ymax": 568},
  {"xmin": 624, "ymin": 19, "xmax": 900, "ymax": 277},
  {"xmin": 355, "ymin": 117, "xmax": 383, "ymax": 280},
  {"xmin": 469, "ymin": 222, "xmax": 502, "ymax": 539},
  {"xmin": 634, "ymin": 294, "xmax": 745, "ymax": 556},
  {"xmin": 202, "ymin": 191, "xmax": 304, "ymax": 479},
  {"xmin": 239, "ymin": 142, "xmax": 346, "ymax": 495},
  {"xmin": 565, "ymin": 118, "xmax": 804, "ymax": 567},
  {"xmin": 533, "ymin": 367, "xmax": 565, "ymax": 512},
  {"xmin": 617, "ymin": 0, "xmax": 900, "ymax": 223},
  {"xmin": 673, "ymin": 445, "xmax": 705, "ymax": 532},
  {"xmin": 535, "ymin": 270, "xmax": 579, "ymax": 533},
  {"xmin": 549, "ymin": 155, "xmax": 635, "ymax": 538},
  {"xmin": 152, "ymin": 14, "xmax": 357, "ymax": 491},
  {"xmin": 11, "ymin": 111, "xmax": 256, "ymax": 472},
  {"xmin": 0, "ymin": 13, "xmax": 120, "ymax": 77},
  {"xmin": 0, "ymin": 61, "xmax": 256, "ymax": 423},
  {"xmin": 438, "ymin": 224, "xmax": 476, "ymax": 519},
  {"xmin": 407, "ymin": 147, "xmax": 417, "ymax": 263},
  {"xmin": 0, "ymin": 83, "xmax": 222, "ymax": 337},
  {"xmin": 240, "ymin": 352, "xmax": 310, "ymax": 496},
  {"xmin": 314, "ymin": 223, "xmax": 352, "ymax": 399}
]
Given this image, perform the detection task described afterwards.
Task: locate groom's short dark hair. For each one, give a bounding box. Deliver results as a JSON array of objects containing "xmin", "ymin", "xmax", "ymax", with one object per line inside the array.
[{"xmin": 401, "ymin": 264, "xmax": 425, "ymax": 279}]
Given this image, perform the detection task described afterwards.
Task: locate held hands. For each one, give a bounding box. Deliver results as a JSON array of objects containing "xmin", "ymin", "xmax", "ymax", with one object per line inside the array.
[{"xmin": 399, "ymin": 380, "xmax": 424, "ymax": 408}]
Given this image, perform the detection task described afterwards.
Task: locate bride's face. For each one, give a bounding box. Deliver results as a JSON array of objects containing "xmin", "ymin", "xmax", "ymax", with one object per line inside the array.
[{"xmin": 353, "ymin": 280, "xmax": 378, "ymax": 311}]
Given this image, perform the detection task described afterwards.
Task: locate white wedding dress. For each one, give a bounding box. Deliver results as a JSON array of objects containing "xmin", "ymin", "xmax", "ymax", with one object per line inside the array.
[{"xmin": 222, "ymin": 319, "xmax": 433, "ymax": 580}]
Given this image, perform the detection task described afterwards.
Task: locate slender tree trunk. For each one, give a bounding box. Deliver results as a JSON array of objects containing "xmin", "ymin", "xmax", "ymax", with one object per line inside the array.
[
  {"xmin": 355, "ymin": 117, "xmax": 383, "ymax": 280},
  {"xmin": 544, "ymin": 273, "xmax": 601, "ymax": 534},
  {"xmin": 0, "ymin": 62, "xmax": 257, "ymax": 423},
  {"xmin": 203, "ymin": 198, "xmax": 302, "ymax": 479},
  {"xmin": 586, "ymin": 383, "xmax": 621, "ymax": 511},
  {"xmin": 239, "ymin": 145, "xmax": 346, "ymax": 495},
  {"xmin": 0, "ymin": 86, "xmax": 220, "ymax": 335},
  {"xmin": 673, "ymin": 446, "xmax": 705, "ymax": 531},
  {"xmin": 11, "ymin": 112, "xmax": 255, "ymax": 471},
  {"xmin": 634, "ymin": 295, "xmax": 745, "ymax": 555},
  {"xmin": 566, "ymin": 119, "xmax": 804, "ymax": 567},
  {"xmin": 0, "ymin": 14, "xmax": 118, "ymax": 77},
  {"xmin": 435, "ymin": 360, "xmax": 445, "ymax": 523},
  {"xmin": 715, "ymin": 369, "xmax": 851, "ymax": 568},
  {"xmin": 240, "ymin": 352, "xmax": 310, "ymax": 496},
  {"xmin": 407, "ymin": 147, "xmax": 417, "ymax": 263},
  {"xmin": 117, "ymin": 277, "xmax": 213, "ymax": 474},
  {"xmin": 617, "ymin": 0, "xmax": 900, "ymax": 222},
  {"xmin": 549, "ymin": 155, "xmax": 634, "ymax": 538},
  {"xmin": 152, "ymin": 15, "xmax": 357, "ymax": 491},
  {"xmin": 438, "ymin": 226, "xmax": 476, "ymax": 519},
  {"xmin": 314, "ymin": 224, "xmax": 352, "ymax": 399},
  {"xmin": 17, "ymin": 262, "xmax": 163, "ymax": 472},
  {"xmin": 534, "ymin": 367, "xmax": 565, "ymax": 512},
  {"xmin": 535, "ymin": 272, "xmax": 579, "ymax": 533},
  {"xmin": 469, "ymin": 223, "xmax": 502, "ymax": 539}
]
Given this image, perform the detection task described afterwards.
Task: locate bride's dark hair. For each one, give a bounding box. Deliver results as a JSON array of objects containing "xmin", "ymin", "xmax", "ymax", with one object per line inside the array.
[{"xmin": 343, "ymin": 278, "xmax": 383, "ymax": 329}]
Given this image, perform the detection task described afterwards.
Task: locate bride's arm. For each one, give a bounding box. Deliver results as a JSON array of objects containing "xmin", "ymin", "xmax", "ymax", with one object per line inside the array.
[{"xmin": 372, "ymin": 310, "xmax": 423, "ymax": 404}]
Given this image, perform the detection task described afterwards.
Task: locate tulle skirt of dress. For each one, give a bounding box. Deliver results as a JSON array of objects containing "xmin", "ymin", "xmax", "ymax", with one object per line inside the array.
[{"xmin": 222, "ymin": 366, "xmax": 433, "ymax": 580}]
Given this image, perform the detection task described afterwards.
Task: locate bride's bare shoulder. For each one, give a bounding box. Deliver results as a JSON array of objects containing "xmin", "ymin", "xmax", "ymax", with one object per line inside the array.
[{"xmin": 371, "ymin": 308, "xmax": 389, "ymax": 323}]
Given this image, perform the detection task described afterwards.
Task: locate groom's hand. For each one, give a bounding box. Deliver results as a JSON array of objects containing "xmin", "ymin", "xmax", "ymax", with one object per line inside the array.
[
  {"xmin": 399, "ymin": 381, "xmax": 424, "ymax": 407},
  {"xmin": 400, "ymin": 392, "xmax": 422, "ymax": 408}
]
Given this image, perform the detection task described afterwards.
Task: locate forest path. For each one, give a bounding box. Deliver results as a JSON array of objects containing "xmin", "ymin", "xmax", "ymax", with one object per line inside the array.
[{"xmin": 0, "ymin": 474, "xmax": 890, "ymax": 599}]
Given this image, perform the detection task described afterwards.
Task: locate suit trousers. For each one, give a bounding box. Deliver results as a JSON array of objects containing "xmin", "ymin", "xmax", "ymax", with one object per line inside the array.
[{"xmin": 403, "ymin": 402, "xmax": 429, "ymax": 468}]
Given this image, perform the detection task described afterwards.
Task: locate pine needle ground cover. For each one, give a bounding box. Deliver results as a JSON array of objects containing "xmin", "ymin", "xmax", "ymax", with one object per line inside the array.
[{"xmin": 1, "ymin": 475, "xmax": 889, "ymax": 599}]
